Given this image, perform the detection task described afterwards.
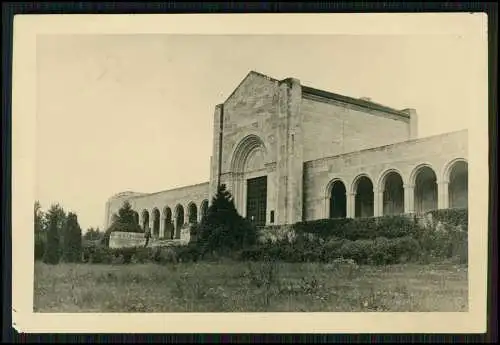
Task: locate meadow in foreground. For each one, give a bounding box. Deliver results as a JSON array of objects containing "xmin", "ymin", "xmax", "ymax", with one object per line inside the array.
[{"xmin": 34, "ymin": 260, "xmax": 468, "ymax": 313}]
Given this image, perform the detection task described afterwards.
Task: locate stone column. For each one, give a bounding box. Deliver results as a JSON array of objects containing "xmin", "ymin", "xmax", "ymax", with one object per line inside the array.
[
  {"xmin": 404, "ymin": 184, "xmax": 415, "ymax": 214},
  {"xmin": 347, "ymin": 192, "xmax": 356, "ymax": 218},
  {"xmin": 374, "ymin": 188, "xmax": 384, "ymax": 217},
  {"xmin": 173, "ymin": 217, "xmax": 179, "ymax": 239},
  {"xmin": 159, "ymin": 215, "xmax": 165, "ymax": 239},
  {"xmin": 149, "ymin": 217, "xmax": 155, "ymax": 238},
  {"xmin": 438, "ymin": 180, "xmax": 450, "ymax": 209},
  {"xmin": 138, "ymin": 213, "xmax": 143, "ymax": 231}
]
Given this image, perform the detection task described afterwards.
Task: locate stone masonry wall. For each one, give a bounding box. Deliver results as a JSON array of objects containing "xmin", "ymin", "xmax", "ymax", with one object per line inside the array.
[
  {"xmin": 303, "ymin": 129, "xmax": 468, "ymax": 221},
  {"xmin": 106, "ymin": 182, "xmax": 209, "ymax": 231},
  {"xmin": 301, "ymin": 95, "xmax": 412, "ymax": 162}
]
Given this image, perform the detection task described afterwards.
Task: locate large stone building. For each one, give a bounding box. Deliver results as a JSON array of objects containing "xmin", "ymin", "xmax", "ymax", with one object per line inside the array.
[{"xmin": 104, "ymin": 71, "xmax": 468, "ymax": 239}]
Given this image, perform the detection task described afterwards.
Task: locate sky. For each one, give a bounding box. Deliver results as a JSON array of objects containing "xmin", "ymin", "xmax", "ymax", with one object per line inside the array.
[{"xmin": 36, "ymin": 34, "xmax": 484, "ymax": 231}]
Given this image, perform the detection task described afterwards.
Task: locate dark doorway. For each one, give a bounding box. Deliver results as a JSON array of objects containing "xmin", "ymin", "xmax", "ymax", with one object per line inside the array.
[
  {"xmin": 355, "ymin": 176, "xmax": 374, "ymax": 218},
  {"xmin": 246, "ymin": 176, "xmax": 267, "ymax": 226},
  {"xmin": 329, "ymin": 180, "xmax": 347, "ymax": 218}
]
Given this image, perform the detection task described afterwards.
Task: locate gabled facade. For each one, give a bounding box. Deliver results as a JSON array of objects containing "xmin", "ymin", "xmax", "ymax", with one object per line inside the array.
[{"xmin": 104, "ymin": 71, "xmax": 468, "ymax": 239}]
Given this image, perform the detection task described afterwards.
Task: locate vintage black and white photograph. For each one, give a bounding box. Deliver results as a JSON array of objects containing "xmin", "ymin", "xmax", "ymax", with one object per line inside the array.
[{"xmin": 12, "ymin": 13, "xmax": 488, "ymax": 333}]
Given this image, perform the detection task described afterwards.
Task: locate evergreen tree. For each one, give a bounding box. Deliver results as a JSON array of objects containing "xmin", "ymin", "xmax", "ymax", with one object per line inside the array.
[
  {"xmin": 34, "ymin": 201, "xmax": 46, "ymax": 261},
  {"xmin": 62, "ymin": 212, "xmax": 83, "ymax": 263},
  {"xmin": 43, "ymin": 208, "xmax": 61, "ymax": 264},
  {"xmin": 34, "ymin": 201, "xmax": 44, "ymax": 233},
  {"xmin": 197, "ymin": 184, "xmax": 258, "ymax": 254},
  {"xmin": 83, "ymin": 227, "xmax": 103, "ymax": 241},
  {"xmin": 103, "ymin": 201, "xmax": 143, "ymax": 246}
]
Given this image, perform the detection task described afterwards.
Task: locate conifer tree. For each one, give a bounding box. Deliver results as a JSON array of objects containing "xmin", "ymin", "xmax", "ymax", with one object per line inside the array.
[
  {"xmin": 62, "ymin": 212, "xmax": 83, "ymax": 262},
  {"xmin": 43, "ymin": 209, "xmax": 61, "ymax": 264},
  {"xmin": 103, "ymin": 200, "xmax": 143, "ymax": 246},
  {"xmin": 197, "ymin": 184, "xmax": 257, "ymax": 254},
  {"xmin": 34, "ymin": 201, "xmax": 46, "ymax": 261}
]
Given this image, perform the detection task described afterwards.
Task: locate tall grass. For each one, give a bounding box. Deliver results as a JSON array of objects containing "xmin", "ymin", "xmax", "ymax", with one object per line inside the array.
[{"xmin": 34, "ymin": 260, "xmax": 468, "ymax": 313}]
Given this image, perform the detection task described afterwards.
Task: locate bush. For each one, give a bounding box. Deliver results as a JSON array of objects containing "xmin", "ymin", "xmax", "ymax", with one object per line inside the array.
[
  {"xmin": 293, "ymin": 215, "xmax": 420, "ymax": 241},
  {"xmin": 85, "ymin": 245, "xmax": 115, "ymax": 264},
  {"xmin": 335, "ymin": 236, "xmax": 422, "ymax": 265},
  {"xmin": 175, "ymin": 243, "xmax": 202, "ymax": 263},
  {"xmin": 427, "ymin": 208, "xmax": 468, "ymax": 232},
  {"xmin": 321, "ymin": 237, "xmax": 348, "ymax": 263},
  {"xmin": 236, "ymin": 234, "xmax": 423, "ymax": 266},
  {"xmin": 415, "ymin": 221, "xmax": 468, "ymax": 264}
]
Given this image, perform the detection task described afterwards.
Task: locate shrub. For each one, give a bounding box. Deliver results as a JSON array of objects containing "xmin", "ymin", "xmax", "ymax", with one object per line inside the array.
[
  {"xmin": 415, "ymin": 220, "xmax": 468, "ymax": 264},
  {"xmin": 337, "ymin": 239, "xmax": 374, "ymax": 265},
  {"xmin": 131, "ymin": 247, "xmax": 152, "ymax": 264},
  {"xmin": 175, "ymin": 243, "xmax": 202, "ymax": 263},
  {"xmin": 153, "ymin": 246, "xmax": 179, "ymax": 264},
  {"xmin": 86, "ymin": 245, "xmax": 115, "ymax": 264},
  {"xmin": 292, "ymin": 215, "xmax": 420, "ymax": 241},
  {"xmin": 427, "ymin": 208, "xmax": 468, "ymax": 232},
  {"xmin": 321, "ymin": 237, "xmax": 348, "ymax": 262},
  {"xmin": 369, "ymin": 236, "xmax": 421, "ymax": 265},
  {"xmin": 237, "ymin": 245, "xmax": 264, "ymax": 262}
]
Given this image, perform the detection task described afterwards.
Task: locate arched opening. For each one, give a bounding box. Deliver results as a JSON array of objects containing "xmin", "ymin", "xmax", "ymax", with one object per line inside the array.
[
  {"xmin": 448, "ymin": 161, "xmax": 468, "ymax": 209},
  {"xmin": 200, "ymin": 199, "xmax": 209, "ymax": 222},
  {"xmin": 133, "ymin": 211, "xmax": 139, "ymax": 225},
  {"xmin": 328, "ymin": 180, "xmax": 347, "ymax": 219},
  {"xmin": 382, "ymin": 171, "xmax": 404, "ymax": 215},
  {"xmin": 354, "ymin": 176, "xmax": 374, "ymax": 218},
  {"xmin": 152, "ymin": 208, "xmax": 160, "ymax": 238},
  {"xmin": 174, "ymin": 204, "xmax": 184, "ymax": 239},
  {"xmin": 188, "ymin": 202, "xmax": 198, "ymax": 224},
  {"xmin": 141, "ymin": 210, "xmax": 149, "ymax": 232},
  {"xmin": 230, "ymin": 134, "xmax": 268, "ymax": 222},
  {"xmin": 414, "ymin": 166, "xmax": 438, "ymax": 213},
  {"xmin": 163, "ymin": 207, "xmax": 173, "ymax": 239}
]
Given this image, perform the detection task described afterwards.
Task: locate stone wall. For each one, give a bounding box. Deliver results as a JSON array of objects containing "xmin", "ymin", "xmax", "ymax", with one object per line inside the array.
[
  {"xmin": 300, "ymin": 95, "xmax": 412, "ymax": 162},
  {"xmin": 302, "ymin": 129, "xmax": 468, "ymax": 221},
  {"xmin": 105, "ymin": 182, "xmax": 210, "ymax": 238}
]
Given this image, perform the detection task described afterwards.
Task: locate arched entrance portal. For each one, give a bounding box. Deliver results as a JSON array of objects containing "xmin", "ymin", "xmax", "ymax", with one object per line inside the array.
[
  {"xmin": 448, "ymin": 160, "xmax": 468, "ymax": 209},
  {"xmin": 328, "ymin": 180, "xmax": 347, "ymax": 218},
  {"xmin": 230, "ymin": 135, "xmax": 268, "ymax": 227}
]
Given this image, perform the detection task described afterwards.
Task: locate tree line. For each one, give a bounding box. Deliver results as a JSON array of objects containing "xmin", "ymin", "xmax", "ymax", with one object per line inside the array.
[
  {"xmin": 34, "ymin": 201, "xmax": 104, "ymax": 264},
  {"xmin": 36, "ymin": 184, "xmax": 260, "ymax": 265}
]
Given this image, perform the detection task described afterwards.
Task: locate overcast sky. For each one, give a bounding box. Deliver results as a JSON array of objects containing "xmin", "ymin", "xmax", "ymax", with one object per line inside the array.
[{"xmin": 36, "ymin": 34, "xmax": 483, "ymax": 231}]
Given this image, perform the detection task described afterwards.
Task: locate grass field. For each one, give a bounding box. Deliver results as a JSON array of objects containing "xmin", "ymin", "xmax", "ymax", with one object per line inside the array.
[{"xmin": 34, "ymin": 260, "xmax": 468, "ymax": 312}]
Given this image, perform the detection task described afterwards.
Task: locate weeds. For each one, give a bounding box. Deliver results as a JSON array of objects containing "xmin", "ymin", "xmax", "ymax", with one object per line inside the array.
[{"xmin": 34, "ymin": 261, "xmax": 468, "ymax": 313}]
